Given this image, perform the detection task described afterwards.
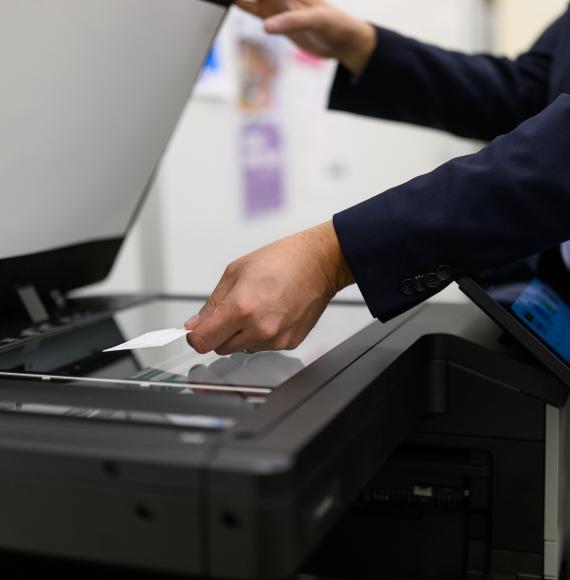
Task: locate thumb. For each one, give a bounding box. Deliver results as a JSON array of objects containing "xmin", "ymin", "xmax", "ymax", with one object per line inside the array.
[{"xmin": 265, "ymin": 8, "xmax": 323, "ymax": 35}]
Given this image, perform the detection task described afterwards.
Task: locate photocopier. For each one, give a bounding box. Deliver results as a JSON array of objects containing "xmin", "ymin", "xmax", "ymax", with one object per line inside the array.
[{"xmin": 0, "ymin": 2, "xmax": 569, "ymax": 580}]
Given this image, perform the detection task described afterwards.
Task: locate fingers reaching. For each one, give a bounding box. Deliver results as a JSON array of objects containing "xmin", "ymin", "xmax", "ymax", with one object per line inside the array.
[
  {"xmin": 265, "ymin": 8, "xmax": 323, "ymax": 35},
  {"xmin": 184, "ymin": 223, "xmax": 351, "ymax": 357}
]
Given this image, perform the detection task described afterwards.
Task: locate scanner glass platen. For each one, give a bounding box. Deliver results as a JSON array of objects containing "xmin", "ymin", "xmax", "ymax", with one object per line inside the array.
[{"xmin": 0, "ymin": 298, "xmax": 372, "ymax": 392}]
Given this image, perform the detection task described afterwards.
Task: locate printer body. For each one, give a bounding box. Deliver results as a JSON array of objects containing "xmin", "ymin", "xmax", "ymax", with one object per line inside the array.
[
  {"xmin": 0, "ymin": 1, "xmax": 569, "ymax": 579},
  {"xmin": 307, "ymin": 302, "xmax": 570, "ymax": 580},
  {"xmin": 0, "ymin": 298, "xmax": 567, "ymax": 580}
]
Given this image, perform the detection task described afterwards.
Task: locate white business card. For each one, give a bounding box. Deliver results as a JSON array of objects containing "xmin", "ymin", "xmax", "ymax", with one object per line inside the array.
[{"xmin": 103, "ymin": 328, "xmax": 191, "ymax": 352}]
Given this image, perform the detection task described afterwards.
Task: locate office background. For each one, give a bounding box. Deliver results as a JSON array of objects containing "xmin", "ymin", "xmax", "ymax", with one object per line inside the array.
[{"xmin": 80, "ymin": 0, "xmax": 569, "ymax": 305}]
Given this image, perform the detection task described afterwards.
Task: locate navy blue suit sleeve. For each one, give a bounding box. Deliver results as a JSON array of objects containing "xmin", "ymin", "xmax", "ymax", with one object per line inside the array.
[
  {"xmin": 333, "ymin": 95, "xmax": 570, "ymax": 321},
  {"xmin": 329, "ymin": 18, "xmax": 563, "ymax": 140}
]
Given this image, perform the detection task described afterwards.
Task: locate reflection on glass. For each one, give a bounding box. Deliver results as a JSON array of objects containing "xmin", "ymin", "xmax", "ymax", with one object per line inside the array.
[
  {"xmin": 186, "ymin": 352, "xmax": 304, "ymax": 388},
  {"xmin": 0, "ymin": 400, "xmax": 234, "ymax": 430},
  {"xmin": 0, "ymin": 298, "xmax": 372, "ymax": 390}
]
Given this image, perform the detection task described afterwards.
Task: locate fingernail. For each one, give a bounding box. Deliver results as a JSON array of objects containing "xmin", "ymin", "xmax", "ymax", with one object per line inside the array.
[{"xmin": 184, "ymin": 314, "xmax": 200, "ymax": 329}]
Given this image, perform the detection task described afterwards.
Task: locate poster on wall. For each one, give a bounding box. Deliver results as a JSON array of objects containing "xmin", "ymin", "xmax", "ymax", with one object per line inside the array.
[
  {"xmin": 235, "ymin": 13, "xmax": 286, "ymax": 218},
  {"xmin": 240, "ymin": 120, "xmax": 284, "ymax": 215}
]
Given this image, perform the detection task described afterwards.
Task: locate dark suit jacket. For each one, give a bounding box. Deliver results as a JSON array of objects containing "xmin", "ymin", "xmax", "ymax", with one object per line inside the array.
[{"xmin": 330, "ymin": 8, "xmax": 570, "ymax": 321}]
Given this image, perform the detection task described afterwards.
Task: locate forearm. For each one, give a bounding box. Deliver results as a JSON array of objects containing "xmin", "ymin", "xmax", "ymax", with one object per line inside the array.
[
  {"xmin": 333, "ymin": 94, "xmax": 570, "ymax": 321},
  {"xmin": 304, "ymin": 221, "xmax": 355, "ymax": 293},
  {"xmin": 330, "ymin": 19, "xmax": 559, "ymax": 140}
]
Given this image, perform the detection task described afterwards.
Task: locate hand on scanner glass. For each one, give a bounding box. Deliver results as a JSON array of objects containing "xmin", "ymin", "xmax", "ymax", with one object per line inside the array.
[
  {"xmin": 184, "ymin": 1, "xmax": 366, "ymax": 355},
  {"xmin": 185, "ymin": 222, "xmax": 354, "ymax": 355},
  {"xmin": 236, "ymin": 0, "xmax": 377, "ymax": 76}
]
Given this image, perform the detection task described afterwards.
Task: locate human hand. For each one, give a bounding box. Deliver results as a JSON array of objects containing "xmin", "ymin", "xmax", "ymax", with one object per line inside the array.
[
  {"xmin": 184, "ymin": 221, "xmax": 354, "ymax": 355},
  {"xmin": 235, "ymin": 0, "xmax": 376, "ymax": 76}
]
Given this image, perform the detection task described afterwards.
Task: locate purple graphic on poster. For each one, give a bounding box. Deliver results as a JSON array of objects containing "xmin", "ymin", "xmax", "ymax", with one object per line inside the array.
[{"xmin": 240, "ymin": 121, "xmax": 285, "ymax": 216}]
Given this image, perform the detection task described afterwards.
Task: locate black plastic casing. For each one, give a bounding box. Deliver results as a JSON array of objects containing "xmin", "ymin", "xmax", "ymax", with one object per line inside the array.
[{"xmin": 0, "ymin": 299, "xmax": 565, "ymax": 579}]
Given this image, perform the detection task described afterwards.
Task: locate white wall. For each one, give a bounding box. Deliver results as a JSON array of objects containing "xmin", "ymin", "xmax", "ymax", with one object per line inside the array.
[
  {"xmin": 85, "ymin": 0, "xmax": 491, "ymax": 305},
  {"xmin": 492, "ymin": 0, "xmax": 568, "ymax": 56}
]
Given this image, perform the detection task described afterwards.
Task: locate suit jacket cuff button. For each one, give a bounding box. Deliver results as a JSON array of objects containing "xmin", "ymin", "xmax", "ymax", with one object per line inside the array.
[
  {"xmin": 400, "ymin": 279, "xmax": 415, "ymax": 296},
  {"xmin": 436, "ymin": 265, "xmax": 452, "ymax": 282},
  {"xmin": 426, "ymin": 273, "xmax": 441, "ymax": 289},
  {"xmin": 413, "ymin": 275, "xmax": 427, "ymax": 293}
]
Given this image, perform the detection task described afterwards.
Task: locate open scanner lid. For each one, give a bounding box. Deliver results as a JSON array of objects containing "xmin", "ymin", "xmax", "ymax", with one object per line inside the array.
[{"xmin": 0, "ymin": 0, "xmax": 230, "ymax": 312}]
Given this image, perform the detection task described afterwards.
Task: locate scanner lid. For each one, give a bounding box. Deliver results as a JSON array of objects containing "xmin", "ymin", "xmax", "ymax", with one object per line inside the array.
[{"xmin": 0, "ymin": 0, "xmax": 230, "ymax": 315}]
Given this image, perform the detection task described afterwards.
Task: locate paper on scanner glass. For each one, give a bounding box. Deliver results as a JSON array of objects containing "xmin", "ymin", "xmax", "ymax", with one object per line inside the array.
[{"xmin": 103, "ymin": 328, "xmax": 191, "ymax": 351}]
